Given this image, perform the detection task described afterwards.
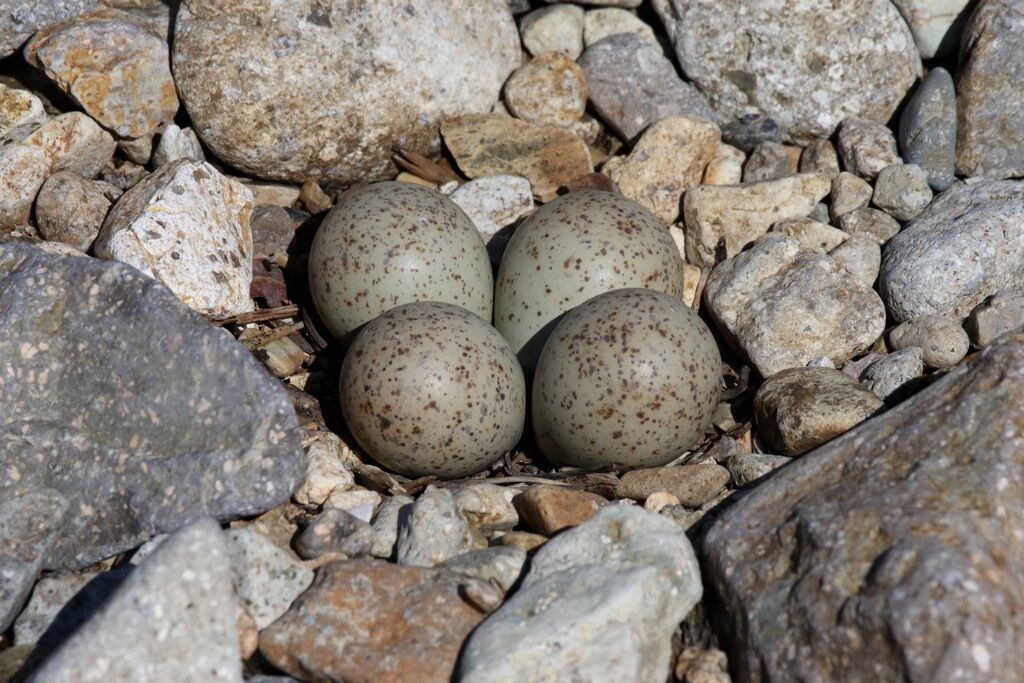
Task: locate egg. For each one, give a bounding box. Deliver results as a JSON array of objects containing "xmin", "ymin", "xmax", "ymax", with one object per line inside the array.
[
  {"xmin": 494, "ymin": 189, "xmax": 685, "ymax": 373},
  {"xmin": 532, "ymin": 288, "xmax": 720, "ymax": 468},
  {"xmin": 339, "ymin": 301, "xmax": 526, "ymax": 479},
  {"xmin": 308, "ymin": 181, "xmax": 493, "ymax": 344}
]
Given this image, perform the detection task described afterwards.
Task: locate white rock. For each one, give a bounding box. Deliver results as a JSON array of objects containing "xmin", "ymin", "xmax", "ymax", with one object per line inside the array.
[
  {"xmin": 891, "ymin": 0, "xmax": 971, "ymax": 59},
  {"xmin": 771, "ymin": 217, "xmax": 848, "ymax": 253},
  {"xmin": 292, "ymin": 431, "xmax": 355, "ymax": 507},
  {"xmin": 453, "ymin": 484, "xmax": 518, "ymax": 535},
  {"xmin": 0, "ymin": 84, "xmax": 46, "ymax": 145},
  {"xmin": 224, "ymin": 528, "xmax": 313, "ymax": 631},
  {"xmin": 369, "ymin": 494, "xmax": 413, "ymax": 559},
  {"xmin": 0, "ymin": 143, "xmax": 49, "ymax": 229},
  {"xmin": 583, "ymin": 8, "xmax": 658, "ymax": 48},
  {"xmin": 520, "ymin": 5, "xmax": 585, "ymax": 59},
  {"xmin": 23, "ymin": 112, "xmax": 116, "ymax": 178},
  {"xmin": 449, "ymin": 175, "xmax": 534, "ymax": 240},
  {"xmin": 702, "ymin": 143, "xmax": 745, "ymax": 185},
  {"xmin": 830, "ymin": 234, "xmax": 881, "ymax": 288},
  {"xmin": 153, "ymin": 124, "xmax": 204, "ymax": 167},
  {"xmin": 323, "ymin": 488, "xmax": 381, "ymax": 522}
]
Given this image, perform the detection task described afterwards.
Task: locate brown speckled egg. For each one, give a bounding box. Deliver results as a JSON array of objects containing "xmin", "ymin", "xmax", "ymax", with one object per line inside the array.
[
  {"xmin": 532, "ymin": 288, "xmax": 720, "ymax": 468},
  {"xmin": 340, "ymin": 301, "xmax": 526, "ymax": 479},
  {"xmin": 495, "ymin": 189, "xmax": 685, "ymax": 373},
  {"xmin": 308, "ymin": 181, "xmax": 493, "ymax": 344}
]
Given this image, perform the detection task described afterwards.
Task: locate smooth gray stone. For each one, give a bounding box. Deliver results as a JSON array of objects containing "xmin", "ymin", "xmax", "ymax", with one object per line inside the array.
[{"xmin": 899, "ymin": 67, "xmax": 956, "ymax": 191}]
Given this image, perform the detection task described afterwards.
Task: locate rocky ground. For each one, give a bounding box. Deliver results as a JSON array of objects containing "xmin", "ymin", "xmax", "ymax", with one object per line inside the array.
[{"xmin": 0, "ymin": 0, "xmax": 1022, "ymax": 682}]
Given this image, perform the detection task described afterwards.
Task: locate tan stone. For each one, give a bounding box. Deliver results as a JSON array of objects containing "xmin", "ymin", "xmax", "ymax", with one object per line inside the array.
[
  {"xmin": 23, "ymin": 112, "xmax": 116, "ymax": 178},
  {"xmin": 504, "ymin": 51, "xmax": 587, "ymax": 128},
  {"xmin": 494, "ymin": 530, "xmax": 548, "ymax": 552},
  {"xmin": 0, "ymin": 84, "xmax": 46, "ymax": 145},
  {"xmin": 515, "ymin": 484, "xmax": 607, "ymax": 535},
  {"xmin": 799, "ymin": 138, "xmax": 840, "ymax": 177},
  {"xmin": 830, "ymin": 171, "xmax": 873, "ymax": 219},
  {"xmin": 617, "ymin": 462, "xmax": 730, "ymax": 508},
  {"xmin": 771, "ymin": 217, "xmax": 848, "ymax": 253},
  {"xmin": 0, "ymin": 144, "xmax": 49, "ymax": 229},
  {"xmin": 35, "ymin": 171, "xmax": 119, "ymax": 251},
  {"xmin": 702, "ymin": 143, "xmax": 745, "ymax": 185}
]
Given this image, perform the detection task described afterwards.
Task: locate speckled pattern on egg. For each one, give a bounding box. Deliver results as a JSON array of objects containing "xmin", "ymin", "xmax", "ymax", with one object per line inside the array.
[
  {"xmin": 494, "ymin": 189, "xmax": 686, "ymax": 372},
  {"xmin": 308, "ymin": 181, "xmax": 493, "ymax": 344},
  {"xmin": 340, "ymin": 301, "xmax": 526, "ymax": 479},
  {"xmin": 532, "ymin": 288, "xmax": 720, "ymax": 468}
]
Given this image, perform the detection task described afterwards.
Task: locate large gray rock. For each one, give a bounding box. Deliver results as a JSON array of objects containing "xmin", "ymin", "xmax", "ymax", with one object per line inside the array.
[
  {"xmin": 880, "ymin": 180, "xmax": 1024, "ymax": 323},
  {"xmin": 702, "ymin": 330, "xmax": 1024, "ymax": 682},
  {"xmin": 0, "ymin": 245, "xmax": 304, "ymax": 570},
  {"xmin": 898, "ymin": 67, "xmax": 956, "ymax": 191},
  {"xmin": 653, "ymin": 0, "xmax": 920, "ymax": 143},
  {"xmin": 0, "ymin": 0, "xmax": 96, "ymax": 57},
  {"xmin": 458, "ymin": 505, "xmax": 702, "ymax": 683},
  {"xmin": 173, "ymin": 0, "xmax": 519, "ymax": 184},
  {"xmin": 26, "ymin": 519, "xmax": 242, "ymax": 683}
]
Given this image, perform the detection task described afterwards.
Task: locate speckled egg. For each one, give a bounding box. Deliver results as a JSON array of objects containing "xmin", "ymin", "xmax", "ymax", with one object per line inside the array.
[
  {"xmin": 340, "ymin": 301, "xmax": 526, "ymax": 479},
  {"xmin": 494, "ymin": 189, "xmax": 685, "ymax": 373},
  {"xmin": 308, "ymin": 181, "xmax": 493, "ymax": 344},
  {"xmin": 532, "ymin": 288, "xmax": 720, "ymax": 468}
]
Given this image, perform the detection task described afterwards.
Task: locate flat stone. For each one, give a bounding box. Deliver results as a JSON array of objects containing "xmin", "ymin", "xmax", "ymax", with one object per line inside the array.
[
  {"xmin": 442, "ymin": 113, "xmax": 592, "ymax": 202},
  {"xmin": 453, "ymin": 484, "xmax": 518, "ymax": 535},
  {"xmin": 965, "ymin": 287, "xmax": 1024, "ymax": 348},
  {"xmin": 880, "ymin": 179, "xmax": 1024, "ymax": 322},
  {"xmin": 437, "ymin": 545, "xmax": 527, "ymax": 593},
  {"xmin": 683, "ymin": 173, "xmax": 831, "ymax": 267},
  {"xmin": 0, "ymin": 84, "xmax": 46, "ymax": 145},
  {"xmin": 702, "ymin": 330, "xmax": 1024, "ymax": 682},
  {"xmin": 654, "ymin": 0, "xmax": 919, "ymax": 142},
  {"xmin": 583, "ymin": 7, "xmax": 658, "ymax": 48},
  {"xmin": 0, "ymin": 0, "xmax": 96, "ymax": 58},
  {"xmin": 448, "ymin": 175, "xmax": 534, "ymax": 243},
  {"xmin": 742, "ymin": 141, "xmax": 800, "ymax": 183},
  {"xmin": 891, "ymin": 0, "xmax": 971, "ymax": 58},
  {"xmin": 829, "ymin": 234, "xmax": 881, "ymax": 288},
  {"xmin": 224, "ymin": 528, "xmax": 313, "ymax": 630},
  {"xmin": 0, "ymin": 143, "xmax": 49, "ymax": 229},
  {"xmin": 898, "ymin": 66, "xmax": 956, "ymax": 191},
  {"xmin": 520, "ymin": 4, "xmax": 584, "ymax": 59},
  {"xmin": 94, "ymin": 158, "xmax": 254, "ymax": 316},
  {"xmin": 26, "ymin": 519, "xmax": 241, "ymax": 683},
  {"xmin": 23, "ymin": 112, "xmax": 116, "ymax": 179},
  {"xmin": 494, "ymin": 530, "xmax": 548, "ymax": 552},
  {"xmin": 859, "ymin": 347, "xmax": 925, "ymax": 403},
  {"xmin": 515, "ymin": 485, "xmax": 607, "ymax": 535},
  {"xmin": 702, "ymin": 143, "xmax": 744, "ymax": 185},
  {"xmin": 369, "ymin": 494, "xmax": 413, "ymax": 559},
  {"xmin": 260, "ymin": 559, "xmax": 487, "ymax": 683},
  {"xmin": 837, "ymin": 116, "xmax": 902, "ymax": 180},
  {"xmin": 872, "ymin": 163, "xmax": 933, "ymax": 221},
  {"xmin": 458, "ymin": 505, "xmax": 702, "ymax": 683},
  {"xmin": 618, "ymin": 462, "xmax": 730, "ymax": 508},
  {"xmin": 889, "ymin": 315, "xmax": 969, "ymax": 369},
  {"xmin": 771, "ymin": 217, "xmax": 847, "ymax": 253},
  {"xmin": 829, "ymin": 171, "xmax": 873, "ymax": 220},
  {"xmin": 35, "ymin": 171, "xmax": 119, "ymax": 251},
  {"xmin": 294, "ymin": 508, "xmax": 374, "ymax": 560},
  {"xmin": 0, "ymin": 245, "xmax": 303, "ymax": 570},
  {"xmin": 799, "ymin": 139, "xmax": 840, "ymax": 177},
  {"xmin": 837, "ymin": 207, "xmax": 901, "ymax": 245},
  {"xmin": 152, "ymin": 124, "xmax": 204, "ymax": 167},
  {"xmin": 705, "ymin": 234, "xmax": 886, "ymax": 376},
  {"xmin": 578, "ymin": 32, "xmax": 715, "ymax": 142},
  {"xmin": 504, "ymin": 51, "xmax": 587, "ymax": 128},
  {"xmin": 724, "ymin": 453, "xmax": 792, "ymax": 487},
  {"xmin": 324, "ymin": 488, "xmax": 381, "ymax": 522},
  {"xmin": 396, "ymin": 486, "xmax": 480, "ymax": 567}
]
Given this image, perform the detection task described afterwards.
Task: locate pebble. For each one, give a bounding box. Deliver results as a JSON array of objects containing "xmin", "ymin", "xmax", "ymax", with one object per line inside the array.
[
  {"xmin": 618, "ymin": 462, "xmax": 731, "ymax": 508},
  {"xmin": 520, "ymin": 4, "xmax": 585, "ymax": 59},
  {"xmin": 515, "ymin": 484, "xmax": 607, "ymax": 536},
  {"xmin": 754, "ymin": 367, "xmax": 885, "ymax": 455},
  {"xmin": 837, "ymin": 117, "xmax": 902, "ymax": 180},
  {"xmin": 0, "ymin": 143, "xmax": 49, "ymax": 229},
  {"xmin": 836, "ymin": 207, "xmax": 901, "ymax": 245},
  {"xmin": 702, "ymin": 143, "xmax": 745, "ymax": 185},
  {"xmin": 0, "ymin": 245, "xmax": 303, "ymax": 570},
  {"xmin": 453, "ymin": 484, "xmax": 519, "ymax": 536},
  {"xmin": 494, "ymin": 530, "xmax": 548, "ymax": 552},
  {"xmin": 898, "ymin": 67, "xmax": 956, "ymax": 191},
  {"xmin": 0, "ymin": 0, "xmax": 96, "ymax": 58},
  {"xmin": 396, "ymin": 486, "xmax": 480, "ymax": 567},
  {"xmin": 118, "ymin": 133, "xmax": 152, "ymax": 165},
  {"xmin": 725, "ymin": 453, "xmax": 792, "ymax": 487},
  {"xmin": 799, "ymin": 138, "xmax": 841, "ymax": 177},
  {"xmin": 13, "ymin": 567, "xmax": 124, "ymax": 648},
  {"xmin": 891, "ymin": 0, "xmax": 971, "ymax": 58},
  {"xmin": 643, "ymin": 491, "xmax": 681, "ymax": 512},
  {"xmin": 22, "ymin": 111, "xmax": 115, "ymax": 178},
  {"xmin": 294, "ymin": 508, "xmax": 374, "ymax": 560},
  {"xmin": 829, "ymin": 171, "xmax": 873, "ymax": 220},
  {"xmin": 259, "ymin": 337, "xmax": 304, "ymax": 378},
  {"xmin": 965, "ymin": 287, "xmax": 1024, "ymax": 348},
  {"xmin": 880, "ymin": 179, "xmax": 1024, "ymax": 322},
  {"xmin": 742, "ymin": 141, "xmax": 800, "ymax": 183},
  {"xmin": 369, "ymin": 495, "xmax": 413, "ymax": 559},
  {"xmin": 243, "ymin": 181, "xmax": 299, "ymax": 208},
  {"xmin": 0, "ymin": 84, "xmax": 46, "ymax": 144},
  {"xmin": 504, "ymin": 51, "xmax": 587, "ymax": 128},
  {"xmin": 441, "ymin": 113, "xmax": 592, "ymax": 201},
  {"xmin": 152, "ymin": 123, "xmax": 204, "ymax": 167},
  {"xmin": 871, "ymin": 163, "xmax": 933, "ymax": 221},
  {"xmin": 859, "ymin": 347, "xmax": 925, "ymax": 403},
  {"xmin": 34, "ymin": 171, "xmax": 119, "ymax": 251},
  {"xmin": 578, "ymin": 32, "xmax": 715, "ymax": 142},
  {"xmin": 719, "ymin": 113, "xmax": 783, "ymax": 153},
  {"xmin": 583, "ymin": 7, "xmax": 658, "ymax": 48},
  {"xmin": 437, "ymin": 545, "xmax": 527, "ymax": 593},
  {"xmin": 705, "ymin": 234, "xmax": 886, "ymax": 376},
  {"xmin": 771, "ymin": 217, "xmax": 848, "ymax": 253},
  {"xmin": 888, "ymin": 315, "xmax": 969, "ymax": 369},
  {"xmin": 292, "ymin": 430, "xmax": 355, "ymax": 507},
  {"xmin": 675, "ymin": 647, "xmax": 732, "ymax": 683},
  {"xmin": 683, "ymin": 173, "xmax": 831, "ymax": 267},
  {"xmin": 604, "ymin": 115, "xmax": 720, "ymax": 224},
  {"xmin": 26, "ymin": 519, "xmax": 241, "ymax": 683},
  {"xmin": 458, "ymin": 506, "xmax": 702, "ymax": 683},
  {"xmin": 655, "ymin": 0, "xmax": 919, "ymax": 142},
  {"xmin": 227, "ymin": 505, "xmax": 303, "ymax": 562},
  {"xmin": 448, "ymin": 175, "xmax": 534, "ymax": 243},
  {"xmin": 224, "ymin": 528, "xmax": 313, "ymax": 631},
  {"xmin": 25, "ymin": 9, "xmax": 178, "ymax": 138},
  {"xmin": 94, "ymin": 158, "xmax": 254, "ymax": 317},
  {"xmin": 829, "ymin": 234, "xmax": 881, "ymax": 288},
  {"xmin": 324, "ymin": 488, "xmax": 381, "ymax": 522}
]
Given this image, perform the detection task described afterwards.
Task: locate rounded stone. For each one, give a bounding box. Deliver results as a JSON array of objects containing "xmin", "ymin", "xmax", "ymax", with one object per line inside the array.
[
  {"xmin": 308, "ymin": 182, "xmax": 493, "ymax": 345},
  {"xmin": 888, "ymin": 315, "xmax": 969, "ymax": 369},
  {"xmin": 532, "ymin": 288, "xmax": 720, "ymax": 469},
  {"xmin": 503, "ymin": 51, "xmax": 588, "ymax": 128},
  {"xmin": 339, "ymin": 301, "xmax": 526, "ymax": 479}
]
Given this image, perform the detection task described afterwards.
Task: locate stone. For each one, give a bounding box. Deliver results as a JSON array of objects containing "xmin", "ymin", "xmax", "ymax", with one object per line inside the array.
[
  {"xmin": 453, "ymin": 484, "xmax": 518, "ymax": 535},
  {"xmin": 173, "ymin": 1, "xmax": 519, "ymax": 184},
  {"xmin": 891, "ymin": 0, "xmax": 971, "ymax": 58},
  {"xmin": 880, "ymin": 180, "xmax": 1024, "ymax": 322},
  {"xmin": 292, "ymin": 430, "xmax": 354, "ymax": 507},
  {"xmin": 872, "ymin": 163, "xmax": 933, "ymax": 221},
  {"xmin": 515, "ymin": 485, "xmax": 607, "ymax": 535},
  {"xmin": 683, "ymin": 173, "xmax": 831, "ymax": 267},
  {"xmin": 0, "ymin": 84, "xmax": 46, "ymax": 145},
  {"xmin": 724, "ymin": 453, "xmax": 792, "ymax": 487},
  {"xmin": 26, "ymin": 519, "xmax": 241, "ymax": 683},
  {"xmin": 754, "ymin": 366, "xmax": 884, "ymax": 456},
  {"xmin": 324, "ymin": 488, "xmax": 381, "ymax": 522},
  {"xmin": 889, "ymin": 315, "xmax": 970, "ymax": 369},
  {"xmin": 152, "ymin": 123, "xmax": 204, "ymax": 167},
  {"xmin": 654, "ymin": 0, "xmax": 920, "ymax": 142},
  {"xmin": 0, "ymin": 0, "xmax": 96, "ymax": 58},
  {"xmin": 396, "ymin": 486, "xmax": 479, "ymax": 567},
  {"xmin": 965, "ymin": 288, "xmax": 1024, "ymax": 348},
  {"xmin": 605, "ymin": 116, "xmax": 720, "ymax": 224},
  {"xmin": 369, "ymin": 494, "xmax": 413, "ymax": 559},
  {"xmin": 957, "ymin": 0, "xmax": 1024, "ymax": 179},
  {"xmin": 458, "ymin": 505, "xmax": 702, "ymax": 683},
  {"xmin": 0, "ymin": 143, "xmax": 49, "ymax": 229},
  {"xmin": 504, "ymin": 52, "xmax": 587, "ymax": 128},
  {"xmin": 118, "ymin": 133, "xmax": 152, "ymax": 165},
  {"xmin": 442, "ymin": 113, "xmax": 592, "ymax": 201},
  {"xmin": 829, "ymin": 234, "xmax": 881, "ymax": 288},
  {"xmin": 35, "ymin": 171, "xmax": 119, "ymax": 251},
  {"xmin": 494, "ymin": 530, "xmax": 548, "ymax": 552},
  {"xmin": 719, "ymin": 114, "xmax": 783, "ymax": 154},
  {"xmin": 260, "ymin": 559, "xmax": 487, "ymax": 683},
  {"xmin": 260, "ymin": 337, "xmax": 304, "ymax": 378},
  {"xmin": 643, "ymin": 491, "xmax": 681, "ymax": 512},
  {"xmin": 860, "ymin": 347, "xmax": 925, "ymax": 403},
  {"xmin": 23, "ymin": 112, "xmax": 115, "ymax": 178},
  {"xmin": 12, "ymin": 568, "xmax": 127, "ymax": 650},
  {"xmin": 771, "ymin": 217, "xmax": 847, "ymax": 253},
  {"xmin": 704, "ymin": 234, "xmax": 886, "ymax": 376},
  {"xmin": 224, "ymin": 528, "xmax": 312, "ymax": 631},
  {"xmin": 799, "ymin": 139, "xmax": 840, "ymax": 177},
  {"xmin": 244, "ymin": 181, "xmax": 300, "ymax": 208},
  {"xmin": 438, "ymin": 545, "xmax": 527, "ymax": 593},
  {"xmin": 899, "ymin": 66, "xmax": 956, "ymax": 191},
  {"xmin": 554, "ymin": 0, "xmax": 642, "ymax": 6},
  {"xmin": 94, "ymin": 158, "xmax": 254, "ymax": 317},
  {"xmin": 837, "ymin": 117, "xmax": 902, "ymax": 180},
  {"xmin": 578, "ymin": 33, "xmax": 715, "ymax": 142},
  {"xmin": 583, "ymin": 8, "xmax": 658, "ymax": 48},
  {"xmin": 829, "ymin": 171, "xmax": 873, "ymax": 220},
  {"xmin": 0, "ymin": 489, "xmax": 68, "ymax": 633},
  {"xmin": 449, "ymin": 175, "xmax": 533, "ymax": 242},
  {"xmin": 836, "ymin": 207, "xmax": 901, "ymax": 245},
  {"xmin": 520, "ymin": 4, "xmax": 584, "ymax": 59},
  {"xmin": 702, "ymin": 143, "xmax": 744, "ymax": 185},
  {"xmin": 702, "ymin": 330, "xmax": 1024, "ymax": 682},
  {"xmin": 294, "ymin": 508, "xmax": 374, "ymax": 560},
  {"xmin": 617, "ymin": 462, "xmax": 731, "ymax": 507},
  {"xmin": 681, "ymin": 261, "xmax": 702, "ymax": 306},
  {"xmin": 676, "ymin": 647, "xmax": 731, "ymax": 683},
  {"xmin": 25, "ymin": 9, "xmax": 177, "ymax": 138},
  {"xmin": 0, "ymin": 246, "xmax": 304, "ymax": 570},
  {"xmin": 742, "ymin": 141, "xmax": 800, "ymax": 183}
]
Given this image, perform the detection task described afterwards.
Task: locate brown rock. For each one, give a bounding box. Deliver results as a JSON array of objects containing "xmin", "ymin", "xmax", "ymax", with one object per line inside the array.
[
  {"xmin": 515, "ymin": 484, "xmax": 607, "ymax": 535},
  {"xmin": 743, "ymin": 141, "xmax": 800, "ymax": 183},
  {"xmin": 617, "ymin": 462, "xmax": 730, "ymax": 508},
  {"xmin": 35, "ymin": 171, "xmax": 120, "ymax": 251},
  {"xmin": 493, "ymin": 530, "xmax": 548, "ymax": 552},
  {"xmin": 799, "ymin": 139, "xmax": 840, "ymax": 177},
  {"xmin": 504, "ymin": 51, "xmax": 588, "ymax": 128}
]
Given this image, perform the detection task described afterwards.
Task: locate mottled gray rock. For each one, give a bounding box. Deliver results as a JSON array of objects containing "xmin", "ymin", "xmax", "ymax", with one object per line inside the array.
[
  {"xmin": 152, "ymin": 123, "xmax": 204, "ymax": 167},
  {"xmin": 173, "ymin": 1, "xmax": 519, "ymax": 183},
  {"xmin": 702, "ymin": 330, "xmax": 1024, "ymax": 683},
  {"xmin": 27, "ymin": 519, "xmax": 242, "ymax": 683},
  {"xmin": 898, "ymin": 67, "xmax": 956, "ymax": 191},
  {"xmin": 578, "ymin": 33, "xmax": 715, "ymax": 142},
  {"xmin": 396, "ymin": 486, "xmax": 479, "ymax": 567},
  {"xmin": 743, "ymin": 141, "xmax": 799, "ymax": 183},
  {"xmin": 582, "ymin": 7, "xmax": 657, "ymax": 48},
  {"xmin": 617, "ymin": 463, "xmax": 731, "ymax": 508},
  {"xmin": 453, "ymin": 484, "xmax": 518, "ymax": 535},
  {"xmin": 837, "ymin": 117, "xmax": 902, "ymax": 180},
  {"xmin": 653, "ymin": 0, "xmax": 919, "ymax": 143},
  {"xmin": 520, "ymin": 4, "xmax": 584, "ymax": 59},
  {"xmin": 891, "ymin": 0, "xmax": 971, "ymax": 58},
  {"xmin": 0, "ymin": 246, "xmax": 304, "ymax": 570},
  {"xmin": 872, "ymin": 163, "xmax": 933, "ymax": 221},
  {"xmin": 294, "ymin": 508, "xmax": 374, "ymax": 560},
  {"xmin": 829, "ymin": 234, "xmax": 881, "ymax": 288},
  {"xmin": 35, "ymin": 171, "xmax": 119, "ymax": 251},
  {"xmin": 860, "ymin": 347, "xmax": 925, "ymax": 403},
  {"xmin": 458, "ymin": 505, "xmax": 702, "ymax": 683},
  {"xmin": 837, "ymin": 207, "xmax": 901, "ymax": 245},
  {"xmin": 829, "ymin": 171, "xmax": 873, "ymax": 220},
  {"xmin": 438, "ymin": 545, "xmax": 527, "ymax": 593},
  {"xmin": 225, "ymin": 528, "xmax": 313, "ymax": 630},
  {"xmin": 799, "ymin": 139, "xmax": 840, "ymax": 177},
  {"xmin": 13, "ymin": 568, "xmax": 127, "ymax": 647},
  {"xmin": 724, "ymin": 453, "xmax": 792, "ymax": 487},
  {"xmin": 889, "ymin": 315, "xmax": 970, "ymax": 369},
  {"xmin": 880, "ymin": 180, "xmax": 1024, "ymax": 322},
  {"xmin": 965, "ymin": 287, "xmax": 1024, "ymax": 348},
  {"xmin": 370, "ymin": 494, "xmax": 413, "ymax": 559},
  {"xmin": 0, "ymin": 0, "xmax": 96, "ymax": 58}
]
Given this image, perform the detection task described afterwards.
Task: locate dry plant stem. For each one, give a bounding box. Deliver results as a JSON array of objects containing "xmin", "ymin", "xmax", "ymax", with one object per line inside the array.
[
  {"xmin": 210, "ymin": 304, "xmax": 299, "ymax": 326},
  {"xmin": 392, "ymin": 146, "xmax": 461, "ymax": 184},
  {"xmin": 242, "ymin": 322, "xmax": 305, "ymax": 350}
]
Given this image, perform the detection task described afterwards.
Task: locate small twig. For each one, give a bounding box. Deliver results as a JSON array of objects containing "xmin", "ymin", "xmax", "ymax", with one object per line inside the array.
[
  {"xmin": 436, "ymin": 476, "xmax": 572, "ymax": 489},
  {"xmin": 242, "ymin": 322, "xmax": 305, "ymax": 350},
  {"xmin": 211, "ymin": 305, "xmax": 299, "ymax": 327},
  {"xmin": 392, "ymin": 146, "xmax": 461, "ymax": 185}
]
